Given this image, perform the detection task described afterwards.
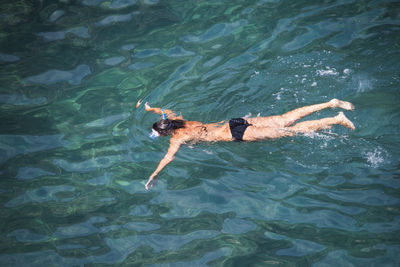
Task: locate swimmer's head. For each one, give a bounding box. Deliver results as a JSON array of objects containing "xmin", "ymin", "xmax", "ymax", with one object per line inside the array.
[
  {"xmin": 152, "ymin": 119, "xmax": 172, "ymax": 137},
  {"xmin": 151, "ymin": 119, "xmax": 185, "ymax": 138}
]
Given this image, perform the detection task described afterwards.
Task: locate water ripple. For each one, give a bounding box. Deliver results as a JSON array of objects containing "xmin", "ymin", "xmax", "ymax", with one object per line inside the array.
[
  {"xmin": 48, "ymin": 10, "xmax": 65, "ymax": 22},
  {"xmin": 95, "ymin": 12, "xmax": 139, "ymax": 27},
  {"xmin": 16, "ymin": 167, "xmax": 55, "ymax": 180},
  {"xmin": 0, "ymin": 94, "xmax": 47, "ymax": 105},
  {"xmin": 1, "ymin": 0, "xmax": 400, "ymax": 265},
  {"xmin": 276, "ymin": 239, "xmax": 325, "ymax": 257},
  {"xmin": 37, "ymin": 27, "xmax": 90, "ymax": 42},
  {"xmin": 0, "ymin": 134, "xmax": 69, "ymax": 164},
  {"xmin": 0, "ymin": 52, "xmax": 20, "ymax": 62},
  {"xmin": 182, "ymin": 19, "xmax": 248, "ymax": 43},
  {"xmin": 4, "ymin": 185, "xmax": 76, "ymax": 207},
  {"xmin": 24, "ymin": 64, "xmax": 91, "ymax": 85}
]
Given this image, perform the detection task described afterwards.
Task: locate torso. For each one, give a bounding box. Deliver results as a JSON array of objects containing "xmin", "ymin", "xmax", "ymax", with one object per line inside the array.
[
  {"xmin": 170, "ymin": 116, "xmax": 289, "ymax": 144},
  {"xmin": 172, "ymin": 120, "xmax": 233, "ymax": 143}
]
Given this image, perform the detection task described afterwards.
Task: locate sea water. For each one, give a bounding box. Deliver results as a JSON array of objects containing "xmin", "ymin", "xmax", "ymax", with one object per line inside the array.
[{"xmin": 1, "ymin": 0, "xmax": 399, "ymax": 266}]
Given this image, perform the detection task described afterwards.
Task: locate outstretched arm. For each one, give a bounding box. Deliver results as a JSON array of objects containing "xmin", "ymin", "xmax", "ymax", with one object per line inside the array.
[
  {"xmin": 145, "ymin": 139, "xmax": 182, "ymax": 190},
  {"xmin": 136, "ymin": 99, "xmax": 183, "ymax": 120}
]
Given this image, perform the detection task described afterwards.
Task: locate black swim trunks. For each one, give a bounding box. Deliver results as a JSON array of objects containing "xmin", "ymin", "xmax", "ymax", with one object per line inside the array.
[{"xmin": 229, "ymin": 118, "xmax": 252, "ymax": 141}]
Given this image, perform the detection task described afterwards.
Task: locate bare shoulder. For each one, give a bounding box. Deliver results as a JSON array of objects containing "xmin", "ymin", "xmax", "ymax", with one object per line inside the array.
[
  {"xmin": 171, "ymin": 130, "xmax": 191, "ymax": 143},
  {"xmin": 184, "ymin": 120, "xmax": 203, "ymax": 127}
]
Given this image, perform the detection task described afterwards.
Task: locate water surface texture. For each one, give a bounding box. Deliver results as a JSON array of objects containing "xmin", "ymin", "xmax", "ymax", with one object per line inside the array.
[{"xmin": 1, "ymin": 0, "xmax": 400, "ymax": 266}]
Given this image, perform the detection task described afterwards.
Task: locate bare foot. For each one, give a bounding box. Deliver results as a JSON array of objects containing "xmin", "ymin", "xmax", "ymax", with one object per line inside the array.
[
  {"xmin": 336, "ymin": 112, "xmax": 355, "ymax": 130},
  {"xmin": 330, "ymin": 99, "xmax": 355, "ymax": 110}
]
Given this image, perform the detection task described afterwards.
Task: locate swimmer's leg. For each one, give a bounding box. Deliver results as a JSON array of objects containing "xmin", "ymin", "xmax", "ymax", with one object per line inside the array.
[
  {"xmin": 242, "ymin": 112, "xmax": 354, "ymax": 141},
  {"xmin": 242, "ymin": 125, "xmax": 293, "ymax": 141},
  {"xmin": 287, "ymin": 112, "xmax": 355, "ymax": 134},
  {"xmin": 247, "ymin": 99, "xmax": 354, "ymax": 128},
  {"xmin": 277, "ymin": 99, "xmax": 354, "ymax": 127}
]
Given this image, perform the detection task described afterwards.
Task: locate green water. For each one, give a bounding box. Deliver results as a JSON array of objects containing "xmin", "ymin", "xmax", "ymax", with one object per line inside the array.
[{"xmin": 1, "ymin": 0, "xmax": 400, "ymax": 266}]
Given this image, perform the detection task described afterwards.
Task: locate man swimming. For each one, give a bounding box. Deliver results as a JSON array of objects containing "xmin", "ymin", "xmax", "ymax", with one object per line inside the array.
[{"xmin": 136, "ymin": 99, "xmax": 355, "ymax": 190}]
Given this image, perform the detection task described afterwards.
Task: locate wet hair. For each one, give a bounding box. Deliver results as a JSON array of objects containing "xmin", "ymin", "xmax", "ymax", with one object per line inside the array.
[{"xmin": 152, "ymin": 119, "xmax": 185, "ymax": 136}]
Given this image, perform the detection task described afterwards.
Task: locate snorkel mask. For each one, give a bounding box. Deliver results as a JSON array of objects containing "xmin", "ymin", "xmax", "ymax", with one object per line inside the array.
[
  {"xmin": 149, "ymin": 109, "xmax": 168, "ymax": 140},
  {"xmin": 149, "ymin": 128, "xmax": 160, "ymax": 139}
]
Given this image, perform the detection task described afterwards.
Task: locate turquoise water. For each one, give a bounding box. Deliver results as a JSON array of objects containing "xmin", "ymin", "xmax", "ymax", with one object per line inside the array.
[{"xmin": 1, "ymin": 0, "xmax": 400, "ymax": 266}]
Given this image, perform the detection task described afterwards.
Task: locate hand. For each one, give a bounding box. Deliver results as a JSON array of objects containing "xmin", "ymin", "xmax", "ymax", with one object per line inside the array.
[
  {"xmin": 145, "ymin": 102, "xmax": 151, "ymax": 111},
  {"xmin": 145, "ymin": 174, "xmax": 158, "ymax": 190},
  {"xmin": 136, "ymin": 99, "xmax": 143, "ymax": 108}
]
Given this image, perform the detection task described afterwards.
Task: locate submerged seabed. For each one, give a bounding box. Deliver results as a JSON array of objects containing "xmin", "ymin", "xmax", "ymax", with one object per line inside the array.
[{"xmin": 1, "ymin": 0, "xmax": 400, "ymax": 266}]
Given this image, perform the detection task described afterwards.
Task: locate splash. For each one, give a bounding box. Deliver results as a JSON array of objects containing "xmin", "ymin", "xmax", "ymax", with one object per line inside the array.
[
  {"xmin": 365, "ymin": 148, "xmax": 385, "ymax": 168},
  {"xmin": 316, "ymin": 66, "xmax": 339, "ymax": 76}
]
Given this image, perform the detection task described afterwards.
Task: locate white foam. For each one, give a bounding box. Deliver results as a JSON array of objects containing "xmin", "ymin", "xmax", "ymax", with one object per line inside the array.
[
  {"xmin": 203, "ymin": 149, "xmax": 213, "ymax": 155},
  {"xmin": 304, "ymin": 131, "xmax": 335, "ymax": 141},
  {"xmin": 356, "ymin": 75, "xmax": 372, "ymax": 93},
  {"xmin": 250, "ymin": 70, "xmax": 259, "ymax": 78},
  {"xmin": 365, "ymin": 148, "xmax": 385, "ymax": 168},
  {"xmin": 273, "ymin": 87, "xmax": 287, "ymax": 100},
  {"xmin": 316, "ymin": 67, "xmax": 339, "ymax": 76}
]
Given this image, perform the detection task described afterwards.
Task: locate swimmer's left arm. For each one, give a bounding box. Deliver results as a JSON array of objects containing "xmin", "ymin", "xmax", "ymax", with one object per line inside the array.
[
  {"xmin": 136, "ymin": 100, "xmax": 183, "ymax": 120},
  {"xmin": 145, "ymin": 139, "xmax": 182, "ymax": 190}
]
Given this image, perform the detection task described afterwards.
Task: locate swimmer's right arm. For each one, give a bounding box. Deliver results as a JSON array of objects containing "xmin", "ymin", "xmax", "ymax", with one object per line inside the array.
[
  {"xmin": 136, "ymin": 99, "xmax": 183, "ymax": 120},
  {"xmin": 145, "ymin": 139, "xmax": 182, "ymax": 190}
]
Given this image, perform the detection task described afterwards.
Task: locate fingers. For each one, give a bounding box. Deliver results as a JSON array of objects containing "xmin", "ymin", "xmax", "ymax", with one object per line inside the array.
[
  {"xmin": 136, "ymin": 99, "xmax": 143, "ymax": 108},
  {"xmin": 145, "ymin": 180, "xmax": 151, "ymax": 190},
  {"xmin": 138, "ymin": 100, "xmax": 152, "ymax": 112},
  {"xmin": 145, "ymin": 176, "xmax": 156, "ymax": 190},
  {"xmin": 136, "ymin": 99, "xmax": 153, "ymax": 111},
  {"xmin": 145, "ymin": 180, "xmax": 155, "ymax": 190}
]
